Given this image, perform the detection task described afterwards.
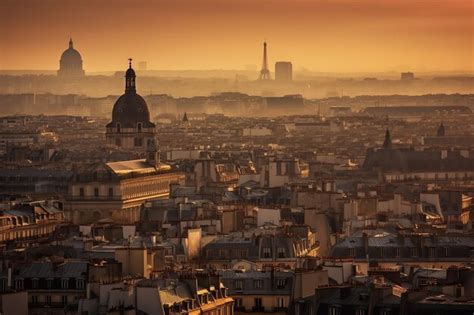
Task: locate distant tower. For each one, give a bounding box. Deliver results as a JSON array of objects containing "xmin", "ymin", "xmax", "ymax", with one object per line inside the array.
[
  {"xmin": 275, "ymin": 61, "xmax": 292, "ymax": 81},
  {"xmin": 258, "ymin": 42, "xmax": 271, "ymax": 80},
  {"xmin": 437, "ymin": 123, "xmax": 445, "ymax": 137},
  {"xmin": 182, "ymin": 112, "xmax": 190, "ymax": 127},
  {"xmin": 383, "ymin": 129, "xmax": 392, "ymax": 148}
]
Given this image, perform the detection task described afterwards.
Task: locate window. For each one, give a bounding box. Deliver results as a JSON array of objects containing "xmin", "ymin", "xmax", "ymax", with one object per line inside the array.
[
  {"xmin": 381, "ymin": 309, "xmax": 392, "ymax": 315},
  {"xmin": 47, "ymin": 279, "xmax": 53, "ymax": 289},
  {"xmin": 219, "ymin": 249, "xmax": 228, "ymax": 258},
  {"xmin": 429, "ymin": 247, "xmax": 436, "ymax": 258},
  {"xmin": 329, "ymin": 305, "xmax": 341, "ymax": 315},
  {"xmin": 263, "ymin": 247, "xmax": 271, "ymax": 258},
  {"xmin": 31, "ymin": 295, "xmax": 38, "ymax": 304},
  {"xmin": 356, "ymin": 308, "xmax": 367, "ymax": 315},
  {"xmin": 234, "ymin": 280, "xmax": 243, "ymax": 290},
  {"xmin": 14, "ymin": 279, "xmax": 23, "ymax": 290},
  {"xmin": 234, "ymin": 298, "xmax": 243, "ymax": 307},
  {"xmin": 276, "ymin": 279, "xmax": 286, "ymax": 289},
  {"xmin": 134, "ymin": 137, "xmax": 143, "ymax": 147},
  {"xmin": 32, "ymin": 278, "xmax": 39, "ymax": 289},
  {"xmin": 46, "ymin": 295, "xmax": 52, "ymax": 305},
  {"xmin": 254, "ymin": 279, "xmax": 263, "ymax": 289},
  {"xmin": 79, "ymin": 187, "xmax": 84, "ymax": 197},
  {"xmin": 395, "ymin": 248, "xmax": 401, "ymax": 258},
  {"xmin": 410, "ymin": 247, "xmax": 418, "ymax": 257},
  {"xmin": 378, "ymin": 247, "xmax": 384, "ymax": 258},
  {"xmin": 61, "ymin": 278, "xmax": 69, "ymax": 289},
  {"xmin": 62, "ymin": 295, "xmax": 68, "ymax": 305},
  {"xmin": 444, "ymin": 247, "xmax": 449, "ymax": 257},
  {"xmin": 76, "ymin": 279, "xmax": 84, "ymax": 290},
  {"xmin": 277, "ymin": 247, "xmax": 286, "ymax": 258},
  {"xmin": 277, "ymin": 297, "xmax": 285, "ymax": 308},
  {"xmin": 108, "ymin": 187, "xmax": 114, "ymax": 197},
  {"xmin": 254, "ymin": 298, "xmax": 262, "ymax": 308},
  {"xmin": 94, "ymin": 188, "xmax": 99, "ymax": 197},
  {"xmin": 350, "ymin": 248, "xmax": 356, "ymax": 257},
  {"xmin": 137, "ymin": 122, "xmax": 142, "ymax": 132}
]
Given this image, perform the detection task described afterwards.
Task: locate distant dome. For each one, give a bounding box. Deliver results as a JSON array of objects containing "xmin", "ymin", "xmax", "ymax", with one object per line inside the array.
[
  {"xmin": 58, "ymin": 38, "xmax": 84, "ymax": 77},
  {"xmin": 107, "ymin": 59, "xmax": 155, "ymax": 128},
  {"xmin": 61, "ymin": 47, "xmax": 82, "ymax": 62}
]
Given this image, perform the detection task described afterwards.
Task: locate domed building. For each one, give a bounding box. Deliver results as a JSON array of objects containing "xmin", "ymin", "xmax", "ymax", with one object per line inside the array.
[
  {"xmin": 106, "ymin": 59, "xmax": 157, "ymax": 152},
  {"xmin": 57, "ymin": 38, "xmax": 85, "ymax": 77},
  {"xmin": 64, "ymin": 60, "xmax": 189, "ymax": 225}
]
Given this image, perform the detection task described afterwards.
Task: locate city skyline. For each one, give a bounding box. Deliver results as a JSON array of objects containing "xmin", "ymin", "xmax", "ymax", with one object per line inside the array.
[{"xmin": 0, "ymin": 0, "xmax": 472, "ymax": 73}]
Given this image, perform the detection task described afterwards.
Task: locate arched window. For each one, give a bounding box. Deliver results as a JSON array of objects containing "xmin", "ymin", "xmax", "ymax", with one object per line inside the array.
[
  {"xmin": 137, "ymin": 122, "xmax": 142, "ymax": 132},
  {"xmin": 116, "ymin": 123, "xmax": 121, "ymax": 133}
]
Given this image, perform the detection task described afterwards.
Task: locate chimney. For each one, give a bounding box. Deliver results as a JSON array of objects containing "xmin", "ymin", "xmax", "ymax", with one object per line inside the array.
[
  {"xmin": 362, "ymin": 233, "xmax": 369, "ymax": 259},
  {"xmin": 7, "ymin": 267, "xmax": 12, "ymax": 289},
  {"xmin": 146, "ymin": 138, "xmax": 160, "ymax": 168}
]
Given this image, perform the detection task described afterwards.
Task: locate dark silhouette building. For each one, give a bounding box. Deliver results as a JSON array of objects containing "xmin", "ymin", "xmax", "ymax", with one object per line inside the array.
[
  {"xmin": 401, "ymin": 72, "xmax": 415, "ymax": 81},
  {"xmin": 106, "ymin": 59, "xmax": 156, "ymax": 152},
  {"xmin": 275, "ymin": 61, "xmax": 292, "ymax": 81}
]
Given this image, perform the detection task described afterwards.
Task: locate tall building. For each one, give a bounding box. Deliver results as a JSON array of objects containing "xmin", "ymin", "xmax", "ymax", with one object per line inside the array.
[
  {"xmin": 275, "ymin": 61, "xmax": 292, "ymax": 81},
  {"xmin": 106, "ymin": 59, "xmax": 156, "ymax": 152},
  {"xmin": 57, "ymin": 38, "xmax": 85, "ymax": 77},
  {"xmin": 258, "ymin": 42, "xmax": 271, "ymax": 80}
]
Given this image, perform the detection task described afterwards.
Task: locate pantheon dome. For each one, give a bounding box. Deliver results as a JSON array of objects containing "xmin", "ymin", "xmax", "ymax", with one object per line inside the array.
[{"xmin": 57, "ymin": 38, "xmax": 85, "ymax": 77}]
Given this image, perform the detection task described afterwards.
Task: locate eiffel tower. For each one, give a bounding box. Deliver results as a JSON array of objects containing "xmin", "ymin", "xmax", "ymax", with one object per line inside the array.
[{"xmin": 258, "ymin": 41, "xmax": 271, "ymax": 80}]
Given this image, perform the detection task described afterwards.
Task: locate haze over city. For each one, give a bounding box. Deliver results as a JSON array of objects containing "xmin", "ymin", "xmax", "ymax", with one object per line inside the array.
[{"xmin": 1, "ymin": 0, "xmax": 473, "ymax": 73}]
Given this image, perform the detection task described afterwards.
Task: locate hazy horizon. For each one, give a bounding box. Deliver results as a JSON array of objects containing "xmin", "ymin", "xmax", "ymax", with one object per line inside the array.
[{"xmin": 1, "ymin": 0, "xmax": 472, "ymax": 73}]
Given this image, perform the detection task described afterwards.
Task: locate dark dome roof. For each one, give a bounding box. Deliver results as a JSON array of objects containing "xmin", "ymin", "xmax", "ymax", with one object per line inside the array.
[
  {"xmin": 61, "ymin": 47, "xmax": 82, "ymax": 62},
  {"xmin": 107, "ymin": 59, "xmax": 154, "ymax": 129},
  {"xmin": 60, "ymin": 39, "xmax": 82, "ymax": 64},
  {"xmin": 109, "ymin": 92, "xmax": 154, "ymax": 128}
]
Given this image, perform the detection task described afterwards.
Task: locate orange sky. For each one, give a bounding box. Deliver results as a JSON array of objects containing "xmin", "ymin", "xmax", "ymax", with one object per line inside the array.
[{"xmin": 0, "ymin": 0, "xmax": 472, "ymax": 72}]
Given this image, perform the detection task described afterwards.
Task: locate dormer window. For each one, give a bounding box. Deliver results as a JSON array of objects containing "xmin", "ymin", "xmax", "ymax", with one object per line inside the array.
[
  {"xmin": 15, "ymin": 279, "xmax": 23, "ymax": 290},
  {"xmin": 61, "ymin": 278, "xmax": 69, "ymax": 289},
  {"xmin": 76, "ymin": 279, "xmax": 84, "ymax": 289},
  {"xmin": 234, "ymin": 280, "xmax": 243, "ymax": 290},
  {"xmin": 277, "ymin": 247, "xmax": 286, "ymax": 258},
  {"xmin": 263, "ymin": 247, "xmax": 271, "ymax": 258},
  {"xmin": 116, "ymin": 123, "xmax": 121, "ymax": 133},
  {"xmin": 276, "ymin": 279, "xmax": 286, "ymax": 289},
  {"xmin": 137, "ymin": 122, "xmax": 142, "ymax": 132}
]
